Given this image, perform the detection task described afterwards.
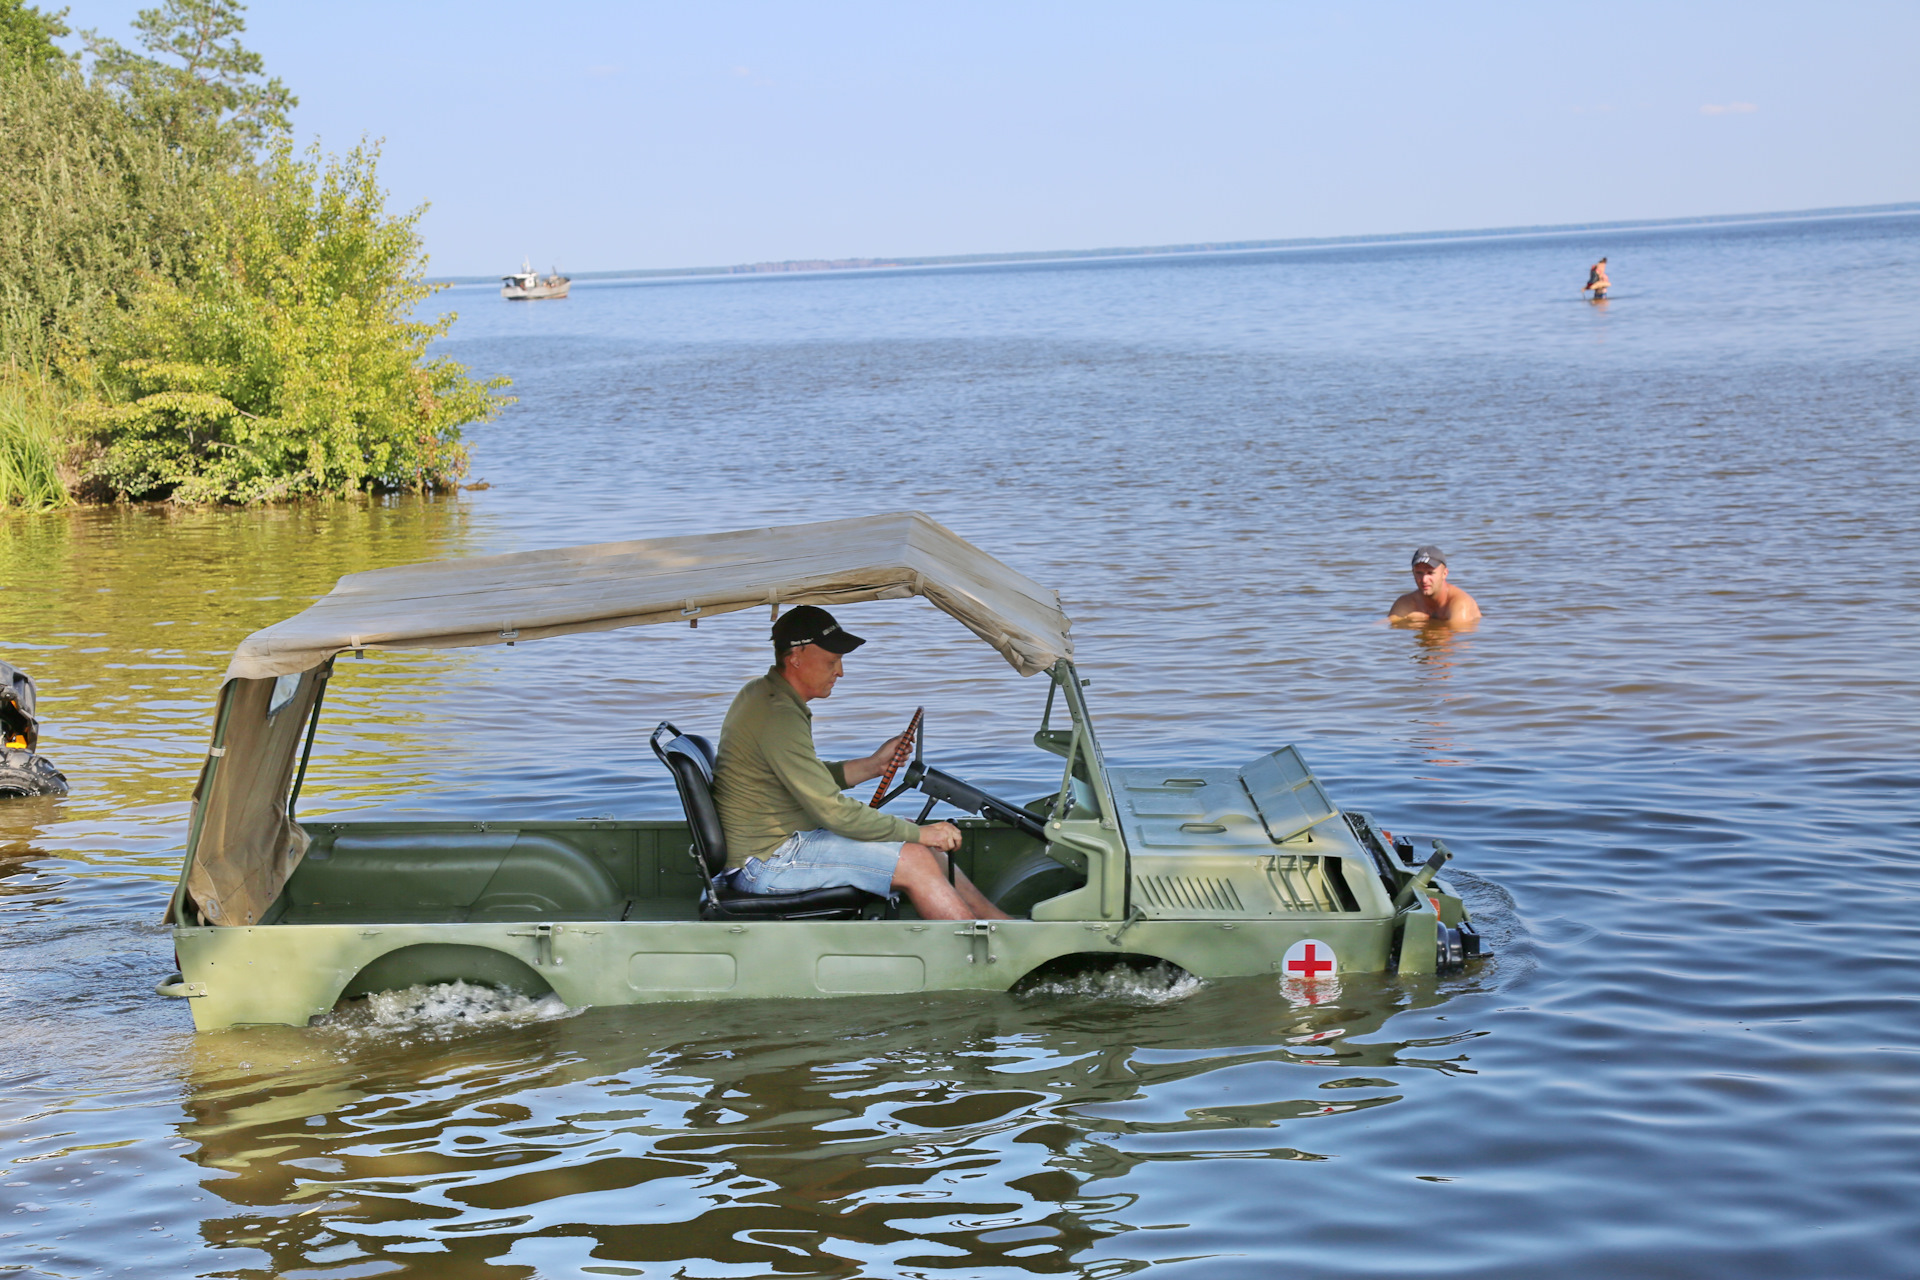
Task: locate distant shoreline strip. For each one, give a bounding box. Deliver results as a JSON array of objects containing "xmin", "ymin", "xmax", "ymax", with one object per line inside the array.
[{"xmin": 432, "ymin": 200, "xmax": 1920, "ymax": 287}]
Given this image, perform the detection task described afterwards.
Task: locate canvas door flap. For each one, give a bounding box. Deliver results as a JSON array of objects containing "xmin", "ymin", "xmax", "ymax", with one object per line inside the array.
[{"xmin": 184, "ymin": 670, "xmax": 323, "ymax": 926}]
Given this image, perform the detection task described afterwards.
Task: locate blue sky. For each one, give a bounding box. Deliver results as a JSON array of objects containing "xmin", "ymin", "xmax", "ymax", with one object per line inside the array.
[{"xmin": 56, "ymin": 1, "xmax": 1920, "ymax": 276}]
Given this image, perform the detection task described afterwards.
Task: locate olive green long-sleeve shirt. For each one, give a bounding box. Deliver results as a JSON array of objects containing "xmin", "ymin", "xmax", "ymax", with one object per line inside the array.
[{"xmin": 710, "ymin": 667, "xmax": 921, "ymax": 868}]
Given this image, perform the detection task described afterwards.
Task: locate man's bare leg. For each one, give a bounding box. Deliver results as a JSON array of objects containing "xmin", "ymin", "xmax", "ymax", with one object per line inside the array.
[
  {"xmin": 934, "ymin": 850, "xmax": 1011, "ymax": 920},
  {"xmin": 917, "ymin": 869, "xmax": 1010, "ymax": 919},
  {"xmin": 892, "ymin": 843, "xmax": 1010, "ymax": 920}
]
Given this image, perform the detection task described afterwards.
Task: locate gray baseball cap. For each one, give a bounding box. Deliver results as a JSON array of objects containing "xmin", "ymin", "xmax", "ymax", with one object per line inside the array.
[{"xmin": 1411, "ymin": 545, "xmax": 1446, "ymax": 568}]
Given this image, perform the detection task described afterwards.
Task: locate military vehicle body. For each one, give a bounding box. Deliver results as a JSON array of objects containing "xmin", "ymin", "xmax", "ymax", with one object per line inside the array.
[{"xmin": 158, "ymin": 512, "xmax": 1483, "ymax": 1031}]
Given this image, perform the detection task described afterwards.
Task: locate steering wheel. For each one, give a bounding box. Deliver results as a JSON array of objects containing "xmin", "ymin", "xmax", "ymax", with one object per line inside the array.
[
  {"xmin": 867, "ymin": 707, "xmax": 922, "ymax": 807},
  {"xmin": 872, "ymin": 714, "xmax": 1049, "ymax": 843}
]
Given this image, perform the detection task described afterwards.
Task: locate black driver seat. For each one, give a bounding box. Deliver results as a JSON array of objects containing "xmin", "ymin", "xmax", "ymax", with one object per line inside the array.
[{"xmin": 649, "ymin": 721, "xmax": 889, "ymax": 921}]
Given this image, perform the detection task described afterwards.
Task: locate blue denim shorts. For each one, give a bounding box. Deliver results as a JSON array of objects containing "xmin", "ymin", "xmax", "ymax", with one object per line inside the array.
[{"xmin": 727, "ymin": 829, "xmax": 903, "ymax": 897}]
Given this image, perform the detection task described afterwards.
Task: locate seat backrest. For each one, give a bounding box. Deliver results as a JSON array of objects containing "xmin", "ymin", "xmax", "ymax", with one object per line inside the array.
[{"xmin": 649, "ymin": 721, "xmax": 727, "ymax": 878}]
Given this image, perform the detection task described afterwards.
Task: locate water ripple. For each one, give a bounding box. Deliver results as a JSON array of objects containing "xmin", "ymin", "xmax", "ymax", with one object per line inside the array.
[{"xmin": 2, "ymin": 212, "xmax": 1918, "ymax": 1277}]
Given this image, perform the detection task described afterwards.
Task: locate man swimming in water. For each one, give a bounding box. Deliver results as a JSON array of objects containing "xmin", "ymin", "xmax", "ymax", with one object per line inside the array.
[
  {"xmin": 1584, "ymin": 256, "xmax": 1610, "ymax": 300},
  {"xmin": 710, "ymin": 605, "xmax": 1009, "ymax": 922},
  {"xmin": 1389, "ymin": 546, "xmax": 1481, "ymax": 625}
]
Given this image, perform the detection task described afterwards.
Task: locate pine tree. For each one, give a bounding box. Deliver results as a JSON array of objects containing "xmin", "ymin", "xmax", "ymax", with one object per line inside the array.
[{"xmin": 81, "ymin": 0, "xmax": 294, "ymax": 162}]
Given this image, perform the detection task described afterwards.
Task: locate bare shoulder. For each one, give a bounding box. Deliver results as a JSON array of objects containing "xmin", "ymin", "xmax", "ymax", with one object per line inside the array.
[
  {"xmin": 1446, "ymin": 588, "xmax": 1482, "ymax": 622},
  {"xmin": 1388, "ymin": 590, "xmax": 1429, "ymax": 621}
]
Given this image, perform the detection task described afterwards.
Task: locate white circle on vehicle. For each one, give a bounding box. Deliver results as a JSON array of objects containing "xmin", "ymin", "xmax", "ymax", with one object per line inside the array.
[{"xmin": 1283, "ymin": 939, "xmax": 1338, "ymax": 979}]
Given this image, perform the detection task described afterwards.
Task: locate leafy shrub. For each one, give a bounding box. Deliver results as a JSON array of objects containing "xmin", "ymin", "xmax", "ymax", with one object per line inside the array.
[
  {"xmin": 80, "ymin": 141, "xmax": 509, "ymax": 502},
  {"xmin": 2, "ymin": 1, "xmax": 511, "ymax": 504}
]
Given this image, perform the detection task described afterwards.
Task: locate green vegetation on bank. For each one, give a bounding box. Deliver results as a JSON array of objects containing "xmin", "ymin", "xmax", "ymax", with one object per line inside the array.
[{"xmin": 0, "ymin": 0, "xmax": 508, "ymax": 507}]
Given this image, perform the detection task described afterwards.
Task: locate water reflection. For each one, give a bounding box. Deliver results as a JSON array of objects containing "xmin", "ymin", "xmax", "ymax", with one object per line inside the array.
[
  {"xmin": 172, "ymin": 976, "xmax": 1480, "ymax": 1276},
  {"xmin": 0, "ymin": 497, "xmax": 481, "ymax": 864},
  {"xmin": 1395, "ymin": 623, "xmax": 1477, "ymax": 769},
  {"xmin": 0, "ymin": 794, "xmax": 63, "ymax": 866},
  {"xmin": 1401, "ymin": 619, "xmax": 1476, "ymax": 665}
]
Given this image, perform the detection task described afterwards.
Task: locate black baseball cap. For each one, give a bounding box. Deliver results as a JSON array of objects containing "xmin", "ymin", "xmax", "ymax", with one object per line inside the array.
[
  {"xmin": 772, "ymin": 605, "xmax": 865, "ymax": 654},
  {"xmin": 1411, "ymin": 545, "xmax": 1447, "ymax": 568}
]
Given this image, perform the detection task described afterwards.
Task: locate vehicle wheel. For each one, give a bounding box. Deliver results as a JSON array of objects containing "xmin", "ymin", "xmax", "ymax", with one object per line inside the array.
[
  {"xmin": 1436, "ymin": 924, "xmax": 1466, "ymax": 974},
  {"xmin": 983, "ymin": 848, "xmax": 1085, "ymax": 918},
  {"xmin": 0, "ymin": 749, "xmax": 67, "ymax": 798}
]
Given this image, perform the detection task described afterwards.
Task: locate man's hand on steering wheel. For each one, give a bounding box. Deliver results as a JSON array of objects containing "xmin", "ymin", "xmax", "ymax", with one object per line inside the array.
[
  {"xmin": 871, "ymin": 732, "xmax": 907, "ymax": 771},
  {"xmin": 844, "ymin": 733, "xmax": 907, "ymax": 786}
]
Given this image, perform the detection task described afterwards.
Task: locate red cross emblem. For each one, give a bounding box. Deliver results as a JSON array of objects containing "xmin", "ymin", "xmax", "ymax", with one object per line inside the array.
[{"xmin": 1283, "ymin": 940, "xmax": 1337, "ymax": 979}]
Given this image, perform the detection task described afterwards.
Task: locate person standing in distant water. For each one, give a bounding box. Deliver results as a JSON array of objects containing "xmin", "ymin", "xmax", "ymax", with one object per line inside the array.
[
  {"xmin": 1584, "ymin": 256, "xmax": 1610, "ymax": 300},
  {"xmin": 1389, "ymin": 546, "xmax": 1481, "ymax": 625}
]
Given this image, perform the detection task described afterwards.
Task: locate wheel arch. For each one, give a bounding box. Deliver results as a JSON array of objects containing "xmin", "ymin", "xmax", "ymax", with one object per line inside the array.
[
  {"xmin": 339, "ymin": 943, "xmax": 554, "ymax": 1001},
  {"xmin": 1010, "ymin": 949, "xmax": 1193, "ymax": 994}
]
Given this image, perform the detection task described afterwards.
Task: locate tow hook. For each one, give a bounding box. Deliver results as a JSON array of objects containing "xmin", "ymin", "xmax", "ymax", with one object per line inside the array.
[
  {"xmin": 155, "ymin": 973, "xmax": 206, "ymax": 998},
  {"xmin": 956, "ymin": 921, "xmax": 997, "ymax": 964}
]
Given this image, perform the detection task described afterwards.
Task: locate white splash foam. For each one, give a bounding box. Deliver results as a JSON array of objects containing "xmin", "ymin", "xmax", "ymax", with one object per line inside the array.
[
  {"xmin": 1020, "ymin": 962, "xmax": 1205, "ymax": 1003},
  {"xmin": 325, "ymin": 981, "xmax": 576, "ymax": 1038}
]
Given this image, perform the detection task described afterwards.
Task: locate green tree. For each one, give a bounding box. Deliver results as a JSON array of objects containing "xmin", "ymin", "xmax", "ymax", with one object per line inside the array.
[
  {"xmin": 82, "ymin": 0, "xmax": 293, "ymax": 162},
  {"xmin": 5, "ymin": 1, "xmax": 508, "ymax": 506},
  {"xmin": 82, "ymin": 140, "xmax": 510, "ymax": 503},
  {"xmin": 0, "ymin": 61, "xmax": 214, "ymax": 368},
  {"xmin": 0, "ymin": 0, "xmax": 68, "ymax": 73}
]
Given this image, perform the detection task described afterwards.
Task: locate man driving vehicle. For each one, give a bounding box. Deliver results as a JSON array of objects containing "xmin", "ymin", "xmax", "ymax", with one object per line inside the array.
[{"xmin": 710, "ymin": 605, "xmax": 1009, "ymax": 921}]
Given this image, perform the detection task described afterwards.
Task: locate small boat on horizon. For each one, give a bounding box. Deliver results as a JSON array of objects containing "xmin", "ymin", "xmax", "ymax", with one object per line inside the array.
[{"xmin": 501, "ymin": 259, "xmax": 570, "ymax": 300}]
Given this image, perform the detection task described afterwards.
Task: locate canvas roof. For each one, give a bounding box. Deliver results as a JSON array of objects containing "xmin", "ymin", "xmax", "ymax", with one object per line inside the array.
[{"xmin": 225, "ymin": 511, "xmax": 1073, "ymax": 680}]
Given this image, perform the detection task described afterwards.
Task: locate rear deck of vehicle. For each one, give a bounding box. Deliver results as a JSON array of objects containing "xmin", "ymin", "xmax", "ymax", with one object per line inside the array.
[{"xmin": 262, "ymin": 817, "xmax": 1055, "ymax": 927}]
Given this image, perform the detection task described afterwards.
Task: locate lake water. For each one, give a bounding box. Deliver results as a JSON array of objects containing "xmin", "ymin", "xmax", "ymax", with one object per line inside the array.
[{"xmin": 3, "ymin": 211, "xmax": 1918, "ymax": 1278}]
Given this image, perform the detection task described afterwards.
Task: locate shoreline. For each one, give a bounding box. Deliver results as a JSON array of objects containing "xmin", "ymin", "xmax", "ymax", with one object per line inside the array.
[{"xmin": 429, "ymin": 200, "xmax": 1920, "ymax": 287}]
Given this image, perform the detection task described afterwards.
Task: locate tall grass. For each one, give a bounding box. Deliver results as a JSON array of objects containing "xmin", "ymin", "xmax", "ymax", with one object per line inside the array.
[{"xmin": 0, "ymin": 384, "xmax": 71, "ymax": 510}]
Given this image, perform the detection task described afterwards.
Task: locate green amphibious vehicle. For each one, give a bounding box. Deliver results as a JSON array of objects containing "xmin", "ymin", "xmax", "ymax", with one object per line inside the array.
[{"xmin": 158, "ymin": 512, "xmax": 1484, "ymax": 1031}]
